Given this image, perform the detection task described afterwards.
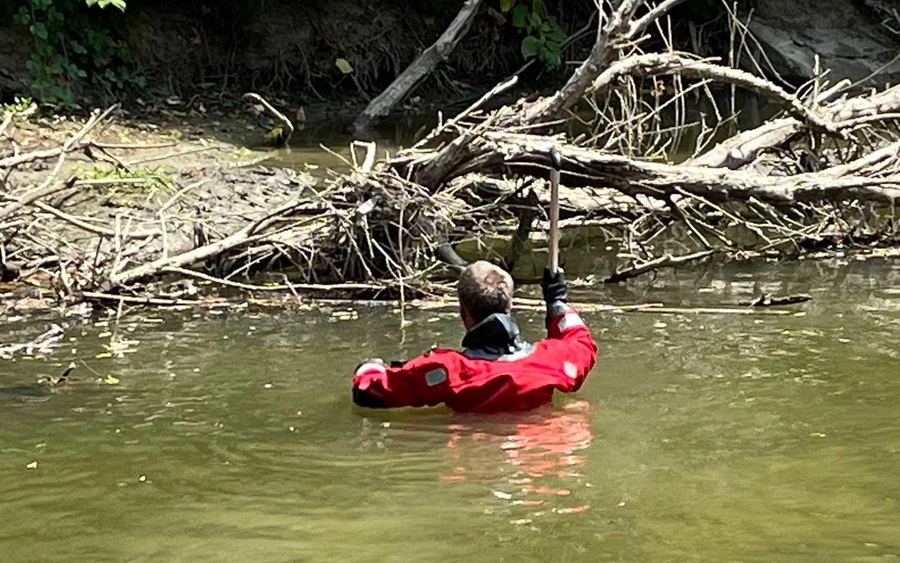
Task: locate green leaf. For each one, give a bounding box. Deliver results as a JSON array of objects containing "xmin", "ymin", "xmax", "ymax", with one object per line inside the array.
[
  {"xmin": 529, "ymin": 11, "xmax": 542, "ymax": 28},
  {"xmin": 546, "ymin": 24, "xmax": 566, "ymax": 43},
  {"xmin": 511, "ymin": 4, "xmax": 528, "ymax": 28},
  {"xmin": 87, "ymin": 0, "xmax": 127, "ymax": 10},
  {"xmin": 70, "ymin": 40, "xmax": 88, "ymax": 55},
  {"xmin": 30, "ymin": 23, "xmax": 48, "ymax": 41},
  {"xmin": 500, "ymin": 0, "xmax": 516, "ymax": 13},
  {"xmin": 540, "ymin": 45, "xmax": 562, "ymax": 68},
  {"xmin": 14, "ymin": 7, "xmax": 31, "ymax": 24},
  {"xmin": 532, "ymin": 0, "xmax": 548, "ymax": 19},
  {"xmin": 47, "ymin": 7, "xmax": 64, "ymax": 24},
  {"xmin": 521, "ymin": 35, "xmax": 542, "ymax": 59},
  {"xmin": 335, "ymin": 57, "xmax": 354, "ymax": 74}
]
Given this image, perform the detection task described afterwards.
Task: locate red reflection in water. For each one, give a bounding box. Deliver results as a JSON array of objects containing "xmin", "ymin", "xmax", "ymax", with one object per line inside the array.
[{"xmin": 439, "ymin": 400, "xmax": 594, "ymax": 500}]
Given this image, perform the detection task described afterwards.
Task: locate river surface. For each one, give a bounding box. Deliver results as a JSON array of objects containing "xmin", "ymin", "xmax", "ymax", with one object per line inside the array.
[{"xmin": 1, "ymin": 258, "xmax": 899, "ymax": 562}]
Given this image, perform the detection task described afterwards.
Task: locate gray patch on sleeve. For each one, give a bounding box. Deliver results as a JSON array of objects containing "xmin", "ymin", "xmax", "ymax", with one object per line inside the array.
[
  {"xmin": 424, "ymin": 367, "xmax": 448, "ymax": 387},
  {"xmin": 547, "ymin": 301, "xmax": 568, "ymax": 318}
]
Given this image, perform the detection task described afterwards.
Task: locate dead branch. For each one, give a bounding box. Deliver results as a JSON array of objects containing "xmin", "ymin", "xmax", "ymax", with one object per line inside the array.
[
  {"xmin": 744, "ymin": 293, "xmax": 812, "ymax": 307},
  {"xmin": 243, "ymin": 93, "xmax": 294, "ymax": 144},
  {"xmin": 0, "ymin": 106, "xmax": 116, "ymax": 171},
  {"xmin": 604, "ymin": 250, "xmax": 714, "ymax": 284},
  {"xmin": 105, "ymin": 200, "xmax": 306, "ymax": 289},
  {"xmin": 629, "ymin": 0, "xmax": 689, "ymax": 40},
  {"xmin": 520, "ymin": 0, "xmax": 642, "ymax": 124},
  {"xmin": 161, "ymin": 266, "xmax": 388, "ymax": 293},
  {"xmin": 589, "ymin": 53, "xmax": 840, "ymax": 135},
  {"xmin": 474, "ymin": 131, "xmax": 900, "ymax": 207},
  {"xmin": 691, "ymin": 85, "xmax": 900, "ymax": 169},
  {"xmin": 353, "ymin": 0, "xmax": 485, "ymax": 133},
  {"xmin": 0, "ymin": 177, "xmax": 77, "ymax": 222}
]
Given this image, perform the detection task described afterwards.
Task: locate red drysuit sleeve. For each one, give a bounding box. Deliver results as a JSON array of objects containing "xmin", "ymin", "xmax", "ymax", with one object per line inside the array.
[
  {"xmin": 543, "ymin": 304, "xmax": 598, "ymax": 393},
  {"xmin": 352, "ymin": 351, "xmax": 454, "ymax": 409}
]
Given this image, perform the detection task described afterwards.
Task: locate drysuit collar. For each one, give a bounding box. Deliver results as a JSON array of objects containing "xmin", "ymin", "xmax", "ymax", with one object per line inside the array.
[{"xmin": 461, "ymin": 313, "xmax": 530, "ymax": 358}]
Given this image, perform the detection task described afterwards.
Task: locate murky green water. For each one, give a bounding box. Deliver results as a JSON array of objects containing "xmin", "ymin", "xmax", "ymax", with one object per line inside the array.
[{"xmin": 2, "ymin": 258, "xmax": 899, "ymax": 562}]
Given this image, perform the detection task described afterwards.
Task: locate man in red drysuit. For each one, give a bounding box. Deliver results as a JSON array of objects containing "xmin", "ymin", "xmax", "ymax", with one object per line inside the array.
[{"xmin": 351, "ymin": 261, "xmax": 597, "ymax": 413}]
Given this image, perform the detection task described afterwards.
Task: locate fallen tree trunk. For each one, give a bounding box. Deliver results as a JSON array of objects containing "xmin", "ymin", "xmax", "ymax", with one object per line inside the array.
[
  {"xmin": 351, "ymin": 0, "xmax": 485, "ymax": 134},
  {"xmin": 688, "ymin": 85, "xmax": 900, "ymax": 169},
  {"xmin": 475, "ymin": 132, "xmax": 900, "ymax": 207}
]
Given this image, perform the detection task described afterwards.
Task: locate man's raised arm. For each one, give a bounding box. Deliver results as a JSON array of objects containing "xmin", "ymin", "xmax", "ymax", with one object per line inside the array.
[{"xmin": 541, "ymin": 268, "xmax": 598, "ymax": 389}]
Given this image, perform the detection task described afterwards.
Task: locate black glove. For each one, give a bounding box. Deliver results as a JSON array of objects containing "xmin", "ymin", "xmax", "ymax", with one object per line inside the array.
[{"xmin": 541, "ymin": 267, "xmax": 568, "ymax": 305}]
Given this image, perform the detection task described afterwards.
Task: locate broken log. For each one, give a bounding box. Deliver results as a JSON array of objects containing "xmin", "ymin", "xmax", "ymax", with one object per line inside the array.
[
  {"xmin": 413, "ymin": 130, "xmax": 900, "ymax": 208},
  {"xmin": 351, "ymin": 0, "xmax": 485, "ymax": 134},
  {"xmin": 688, "ymin": 85, "xmax": 900, "ymax": 169}
]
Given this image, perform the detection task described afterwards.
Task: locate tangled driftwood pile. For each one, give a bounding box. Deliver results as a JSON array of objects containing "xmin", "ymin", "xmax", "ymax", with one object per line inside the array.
[
  {"xmin": 0, "ymin": 109, "xmax": 465, "ymax": 306},
  {"xmin": 2, "ymin": 0, "xmax": 900, "ymax": 308}
]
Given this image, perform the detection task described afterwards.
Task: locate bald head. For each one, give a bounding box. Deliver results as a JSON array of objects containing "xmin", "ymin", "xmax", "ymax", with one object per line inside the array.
[{"xmin": 458, "ymin": 261, "xmax": 514, "ymax": 327}]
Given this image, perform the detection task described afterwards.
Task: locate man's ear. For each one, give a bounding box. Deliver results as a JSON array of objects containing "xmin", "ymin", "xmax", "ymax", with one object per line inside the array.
[{"xmin": 459, "ymin": 303, "xmax": 472, "ymax": 328}]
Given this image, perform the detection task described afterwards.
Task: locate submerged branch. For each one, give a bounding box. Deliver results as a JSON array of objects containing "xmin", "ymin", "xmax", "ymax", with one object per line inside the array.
[{"xmin": 604, "ymin": 250, "xmax": 714, "ymax": 284}]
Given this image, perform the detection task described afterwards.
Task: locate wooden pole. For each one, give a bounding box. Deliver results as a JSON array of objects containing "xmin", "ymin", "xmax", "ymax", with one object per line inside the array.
[{"xmin": 548, "ymin": 147, "xmax": 562, "ymax": 273}]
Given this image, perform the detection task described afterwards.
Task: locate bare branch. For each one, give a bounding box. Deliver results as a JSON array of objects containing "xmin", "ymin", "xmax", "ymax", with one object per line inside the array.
[
  {"xmin": 605, "ymin": 250, "xmax": 714, "ymax": 284},
  {"xmin": 589, "ymin": 53, "xmax": 841, "ymax": 135},
  {"xmin": 628, "ymin": 0, "xmax": 688, "ymax": 40}
]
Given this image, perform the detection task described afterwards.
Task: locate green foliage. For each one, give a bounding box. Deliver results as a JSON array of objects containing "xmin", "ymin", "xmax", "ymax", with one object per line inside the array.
[
  {"xmin": 85, "ymin": 0, "xmax": 126, "ymax": 9},
  {"xmin": 499, "ymin": 0, "xmax": 566, "ymax": 68},
  {"xmin": 81, "ymin": 164, "xmax": 175, "ymax": 201},
  {"xmin": 2, "ymin": 96, "xmax": 36, "ymax": 115},
  {"xmin": 13, "ymin": 0, "xmax": 141, "ymax": 107}
]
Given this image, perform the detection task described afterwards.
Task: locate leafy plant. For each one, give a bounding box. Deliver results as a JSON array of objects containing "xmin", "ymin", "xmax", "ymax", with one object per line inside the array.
[
  {"xmin": 80, "ymin": 164, "xmax": 175, "ymax": 202},
  {"xmin": 2, "ymin": 96, "xmax": 37, "ymax": 115},
  {"xmin": 13, "ymin": 0, "xmax": 140, "ymax": 107},
  {"xmin": 499, "ymin": 0, "xmax": 566, "ymax": 68}
]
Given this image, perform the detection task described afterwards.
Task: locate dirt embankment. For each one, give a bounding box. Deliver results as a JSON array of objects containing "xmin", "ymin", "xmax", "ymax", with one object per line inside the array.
[
  {"xmin": 0, "ymin": 0, "xmax": 593, "ymax": 108},
  {"xmin": 2, "ymin": 0, "xmax": 898, "ymax": 114}
]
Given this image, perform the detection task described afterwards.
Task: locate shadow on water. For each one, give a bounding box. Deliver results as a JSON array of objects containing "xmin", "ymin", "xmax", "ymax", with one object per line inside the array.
[{"xmin": 0, "ymin": 384, "xmax": 51, "ymax": 398}]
